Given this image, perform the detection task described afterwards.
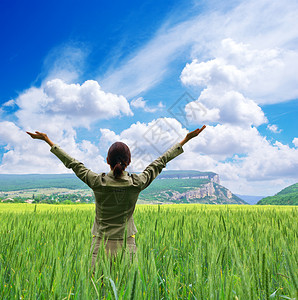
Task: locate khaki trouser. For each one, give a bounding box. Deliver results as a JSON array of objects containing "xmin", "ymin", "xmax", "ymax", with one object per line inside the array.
[{"xmin": 91, "ymin": 236, "xmax": 137, "ymax": 268}]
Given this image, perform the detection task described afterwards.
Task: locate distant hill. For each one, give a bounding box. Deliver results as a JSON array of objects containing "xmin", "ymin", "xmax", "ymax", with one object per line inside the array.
[
  {"xmin": 0, "ymin": 174, "xmax": 87, "ymax": 191},
  {"xmin": 0, "ymin": 171, "xmax": 220, "ymax": 192},
  {"xmin": 257, "ymin": 183, "xmax": 298, "ymax": 205},
  {"xmin": 0, "ymin": 171, "xmax": 246, "ymax": 205}
]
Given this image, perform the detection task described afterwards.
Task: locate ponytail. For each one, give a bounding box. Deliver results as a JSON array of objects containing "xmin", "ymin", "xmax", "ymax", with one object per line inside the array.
[
  {"xmin": 113, "ymin": 161, "xmax": 126, "ymax": 179},
  {"xmin": 107, "ymin": 142, "xmax": 131, "ymax": 179}
]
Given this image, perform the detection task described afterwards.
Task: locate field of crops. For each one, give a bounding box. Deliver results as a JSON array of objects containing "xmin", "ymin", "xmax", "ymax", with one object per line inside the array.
[{"xmin": 0, "ymin": 203, "xmax": 297, "ymax": 299}]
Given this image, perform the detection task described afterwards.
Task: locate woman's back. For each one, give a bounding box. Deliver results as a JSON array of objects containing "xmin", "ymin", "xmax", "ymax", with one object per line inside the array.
[{"xmin": 92, "ymin": 171, "xmax": 141, "ymax": 239}]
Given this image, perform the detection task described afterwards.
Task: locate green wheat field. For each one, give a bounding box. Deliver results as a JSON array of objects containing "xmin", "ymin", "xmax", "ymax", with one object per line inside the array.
[{"xmin": 0, "ymin": 204, "xmax": 297, "ymax": 299}]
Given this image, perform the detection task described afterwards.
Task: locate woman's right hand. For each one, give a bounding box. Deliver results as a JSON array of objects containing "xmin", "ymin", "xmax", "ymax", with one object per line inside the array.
[{"xmin": 180, "ymin": 125, "xmax": 206, "ymax": 146}]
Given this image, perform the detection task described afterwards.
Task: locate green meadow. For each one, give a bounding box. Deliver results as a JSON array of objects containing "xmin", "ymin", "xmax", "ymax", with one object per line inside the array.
[{"xmin": 0, "ymin": 204, "xmax": 297, "ymax": 299}]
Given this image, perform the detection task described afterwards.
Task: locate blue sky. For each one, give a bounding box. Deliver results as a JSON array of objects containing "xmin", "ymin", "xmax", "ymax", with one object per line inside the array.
[{"xmin": 0, "ymin": 0, "xmax": 297, "ymax": 196}]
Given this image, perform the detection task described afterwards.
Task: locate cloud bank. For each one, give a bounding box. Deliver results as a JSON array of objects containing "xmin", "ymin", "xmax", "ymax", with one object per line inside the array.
[
  {"xmin": 0, "ymin": 77, "xmax": 133, "ymax": 174},
  {"xmin": 97, "ymin": 118, "xmax": 298, "ymax": 195}
]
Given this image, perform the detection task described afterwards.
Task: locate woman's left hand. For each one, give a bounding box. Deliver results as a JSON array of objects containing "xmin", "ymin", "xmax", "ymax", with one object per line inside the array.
[{"xmin": 26, "ymin": 131, "xmax": 54, "ymax": 147}]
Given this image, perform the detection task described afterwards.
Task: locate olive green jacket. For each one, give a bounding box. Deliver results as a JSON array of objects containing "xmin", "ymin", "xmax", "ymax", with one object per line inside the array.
[{"xmin": 50, "ymin": 142, "xmax": 184, "ymax": 239}]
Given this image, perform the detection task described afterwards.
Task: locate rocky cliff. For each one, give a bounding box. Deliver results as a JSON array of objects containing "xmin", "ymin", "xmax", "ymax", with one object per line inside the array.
[
  {"xmin": 139, "ymin": 171, "xmax": 246, "ymax": 204},
  {"xmin": 155, "ymin": 182, "xmax": 244, "ymax": 204}
]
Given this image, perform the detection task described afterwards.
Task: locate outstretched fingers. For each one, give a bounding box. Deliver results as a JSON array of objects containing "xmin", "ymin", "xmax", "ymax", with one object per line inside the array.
[
  {"xmin": 198, "ymin": 125, "xmax": 206, "ymax": 133},
  {"xmin": 26, "ymin": 131, "xmax": 47, "ymax": 140},
  {"xmin": 193, "ymin": 125, "xmax": 206, "ymax": 136},
  {"xmin": 26, "ymin": 131, "xmax": 36, "ymax": 138}
]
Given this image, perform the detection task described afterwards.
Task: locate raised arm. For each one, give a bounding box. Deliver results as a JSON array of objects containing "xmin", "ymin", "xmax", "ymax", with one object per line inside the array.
[{"xmin": 26, "ymin": 131, "xmax": 98, "ymax": 188}]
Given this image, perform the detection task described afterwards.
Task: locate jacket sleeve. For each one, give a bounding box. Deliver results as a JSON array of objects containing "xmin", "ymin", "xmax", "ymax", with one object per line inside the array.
[
  {"xmin": 137, "ymin": 142, "xmax": 184, "ymax": 191},
  {"xmin": 50, "ymin": 144, "xmax": 98, "ymax": 189}
]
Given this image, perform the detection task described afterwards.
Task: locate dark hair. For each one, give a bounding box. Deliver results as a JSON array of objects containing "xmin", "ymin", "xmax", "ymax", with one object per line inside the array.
[{"xmin": 107, "ymin": 142, "xmax": 131, "ymax": 179}]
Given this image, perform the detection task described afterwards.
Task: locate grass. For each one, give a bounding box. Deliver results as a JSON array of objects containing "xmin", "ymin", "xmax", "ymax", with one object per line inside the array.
[{"xmin": 0, "ymin": 203, "xmax": 297, "ymax": 299}]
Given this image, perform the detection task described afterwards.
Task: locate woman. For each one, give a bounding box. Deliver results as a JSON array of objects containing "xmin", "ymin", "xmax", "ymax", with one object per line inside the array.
[{"xmin": 27, "ymin": 125, "xmax": 206, "ymax": 267}]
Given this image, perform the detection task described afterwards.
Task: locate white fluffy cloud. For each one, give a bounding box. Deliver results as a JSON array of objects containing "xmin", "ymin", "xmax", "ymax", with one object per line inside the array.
[
  {"xmin": 16, "ymin": 79, "xmax": 133, "ymax": 130},
  {"xmin": 219, "ymin": 39, "xmax": 298, "ymax": 104},
  {"xmin": 182, "ymin": 38, "xmax": 298, "ymax": 104},
  {"xmin": 130, "ymin": 97, "xmax": 163, "ymax": 113},
  {"xmin": 184, "ymin": 88, "xmax": 267, "ymax": 126},
  {"xmin": 267, "ymin": 124, "xmax": 282, "ymax": 133},
  {"xmin": 210, "ymin": 39, "xmax": 298, "ymax": 103},
  {"xmin": 0, "ymin": 121, "xmax": 60, "ymax": 174},
  {"xmin": 2, "ymin": 100, "xmax": 15, "ymax": 107},
  {"xmin": 292, "ymin": 138, "xmax": 298, "ymax": 147},
  {"xmin": 181, "ymin": 57, "xmax": 248, "ymax": 90},
  {"xmin": 189, "ymin": 124, "xmax": 262, "ymax": 158},
  {"xmin": 0, "ymin": 121, "xmax": 107, "ymax": 174},
  {"xmin": 181, "ymin": 39, "xmax": 280, "ymax": 127},
  {"xmin": 6, "ymin": 78, "xmax": 134, "ymax": 165},
  {"xmin": 0, "ymin": 121, "xmax": 27, "ymax": 147}
]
